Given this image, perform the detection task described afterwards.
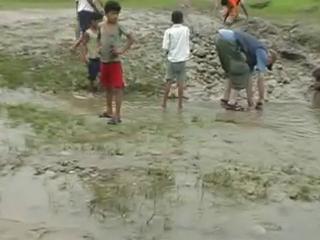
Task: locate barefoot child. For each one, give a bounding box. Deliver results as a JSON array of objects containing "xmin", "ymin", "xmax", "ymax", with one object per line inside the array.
[
  {"xmin": 71, "ymin": 12, "xmax": 103, "ymax": 97},
  {"xmin": 162, "ymin": 10, "xmax": 190, "ymax": 110},
  {"xmin": 98, "ymin": 1, "xmax": 134, "ymax": 124}
]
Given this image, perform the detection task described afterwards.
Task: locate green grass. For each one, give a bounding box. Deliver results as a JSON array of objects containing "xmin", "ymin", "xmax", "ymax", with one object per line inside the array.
[
  {"xmin": 1, "ymin": 0, "xmax": 319, "ymax": 18},
  {"xmin": 0, "ymin": 53, "xmax": 87, "ymax": 91},
  {"xmin": 247, "ymin": 0, "xmax": 320, "ymax": 19}
]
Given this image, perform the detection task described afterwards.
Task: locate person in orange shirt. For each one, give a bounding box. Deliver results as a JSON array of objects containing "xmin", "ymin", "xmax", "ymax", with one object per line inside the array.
[{"xmin": 221, "ymin": 0, "xmax": 248, "ymax": 24}]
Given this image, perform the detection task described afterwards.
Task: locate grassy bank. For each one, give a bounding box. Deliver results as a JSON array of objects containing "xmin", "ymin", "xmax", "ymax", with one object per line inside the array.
[{"xmin": 0, "ymin": 0, "xmax": 319, "ymax": 18}]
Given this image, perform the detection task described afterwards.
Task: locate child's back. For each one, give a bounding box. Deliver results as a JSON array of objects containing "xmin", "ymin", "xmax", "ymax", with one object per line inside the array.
[
  {"xmin": 162, "ymin": 11, "xmax": 190, "ymax": 110},
  {"xmin": 163, "ymin": 24, "xmax": 190, "ymax": 63}
]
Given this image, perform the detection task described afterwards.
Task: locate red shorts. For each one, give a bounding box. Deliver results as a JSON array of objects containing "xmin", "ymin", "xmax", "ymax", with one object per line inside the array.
[{"xmin": 100, "ymin": 62, "xmax": 124, "ymax": 89}]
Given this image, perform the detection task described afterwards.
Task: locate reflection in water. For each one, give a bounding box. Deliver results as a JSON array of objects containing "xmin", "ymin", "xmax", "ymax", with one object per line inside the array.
[{"xmin": 1, "ymin": 99, "xmax": 320, "ymax": 240}]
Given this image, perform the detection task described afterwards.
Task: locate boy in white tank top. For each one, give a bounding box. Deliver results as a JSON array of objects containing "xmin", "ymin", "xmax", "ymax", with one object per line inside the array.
[{"xmin": 71, "ymin": 12, "xmax": 103, "ymax": 97}]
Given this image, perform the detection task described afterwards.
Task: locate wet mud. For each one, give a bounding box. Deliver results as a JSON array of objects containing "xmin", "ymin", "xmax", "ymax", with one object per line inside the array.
[{"xmin": 1, "ymin": 7, "xmax": 320, "ymax": 240}]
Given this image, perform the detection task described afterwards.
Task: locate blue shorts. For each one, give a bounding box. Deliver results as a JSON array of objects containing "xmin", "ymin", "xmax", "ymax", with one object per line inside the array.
[
  {"xmin": 87, "ymin": 58, "xmax": 100, "ymax": 81},
  {"xmin": 78, "ymin": 10, "xmax": 94, "ymax": 33}
]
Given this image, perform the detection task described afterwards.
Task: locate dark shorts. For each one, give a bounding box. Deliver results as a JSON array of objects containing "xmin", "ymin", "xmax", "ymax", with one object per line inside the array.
[
  {"xmin": 215, "ymin": 34, "xmax": 250, "ymax": 90},
  {"xmin": 78, "ymin": 10, "xmax": 94, "ymax": 33},
  {"xmin": 100, "ymin": 62, "xmax": 124, "ymax": 89},
  {"xmin": 87, "ymin": 58, "xmax": 100, "ymax": 81}
]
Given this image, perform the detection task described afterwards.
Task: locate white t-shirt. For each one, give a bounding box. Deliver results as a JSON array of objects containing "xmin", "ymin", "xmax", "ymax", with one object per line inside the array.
[
  {"xmin": 77, "ymin": 0, "xmax": 96, "ymax": 12},
  {"xmin": 162, "ymin": 24, "xmax": 190, "ymax": 63}
]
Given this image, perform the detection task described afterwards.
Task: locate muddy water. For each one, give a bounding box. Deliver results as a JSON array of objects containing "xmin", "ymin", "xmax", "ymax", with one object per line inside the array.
[{"xmin": 1, "ymin": 98, "xmax": 320, "ymax": 240}]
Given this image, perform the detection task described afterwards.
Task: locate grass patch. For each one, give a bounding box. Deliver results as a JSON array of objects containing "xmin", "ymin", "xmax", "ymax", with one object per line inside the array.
[
  {"xmin": 4, "ymin": 104, "xmax": 89, "ymax": 142},
  {"xmin": 2, "ymin": 103, "xmax": 177, "ymax": 145},
  {"xmin": 0, "ymin": 53, "xmax": 87, "ymax": 92},
  {"xmin": 86, "ymin": 166, "xmax": 174, "ymax": 218},
  {"xmin": 0, "ymin": 0, "xmax": 73, "ymax": 9}
]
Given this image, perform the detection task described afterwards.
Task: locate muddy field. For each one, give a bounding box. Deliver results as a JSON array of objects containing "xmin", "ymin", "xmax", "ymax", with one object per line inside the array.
[{"xmin": 1, "ymin": 7, "xmax": 320, "ymax": 240}]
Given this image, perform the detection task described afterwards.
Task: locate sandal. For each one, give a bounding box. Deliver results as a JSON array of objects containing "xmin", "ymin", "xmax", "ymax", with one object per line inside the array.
[
  {"xmin": 225, "ymin": 103, "xmax": 245, "ymax": 111},
  {"xmin": 220, "ymin": 99, "xmax": 228, "ymax": 107},
  {"xmin": 108, "ymin": 118, "xmax": 122, "ymax": 125},
  {"xmin": 255, "ymin": 102, "xmax": 263, "ymax": 110},
  {"xmin": 99, "ymin": 112, "xmax": 112, "ymax": 118}
]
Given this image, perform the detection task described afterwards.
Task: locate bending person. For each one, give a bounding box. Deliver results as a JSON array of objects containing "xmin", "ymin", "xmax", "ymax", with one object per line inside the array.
[{"xmin": 216, "ymin": 29, "xmax": 277, "ymax": 111}]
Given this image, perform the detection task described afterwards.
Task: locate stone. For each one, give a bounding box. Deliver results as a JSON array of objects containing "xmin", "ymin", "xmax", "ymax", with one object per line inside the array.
[
  {"xmin": 194, "ymin": 46, "xmax": 206, "ymax": 58},
  {"xmin": 266, "ymin": 79, "xmax": 278, "ymax": 93},
  {"xmin": 279, "ymin": 49, "xmax": 306, "ymax": 61},
  {"xmin": 250, "ymin": 225, "xmax": 267, "ymax": 236},
  {"xmin": 196, "ymin": 65, "xmax": 206, "ymax": 73},
  {"xmin": 45, "ymin": 170, "xmax": 57, "ymax": 180}
]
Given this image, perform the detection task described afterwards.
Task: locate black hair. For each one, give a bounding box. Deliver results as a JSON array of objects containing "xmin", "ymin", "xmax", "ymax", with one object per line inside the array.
[
  {"xmin": 313, "ymin": 67, "xmax": 320, "ymax": 82},
  {"xmin": 171, "ymin": 10, "xmax": 183, "ymax": 24},
  {"xmin": 91, "ymin": 12, "xmax": 103, "ymax": 22},
  {"xmin": 104, "ymin": 1, "xmax": 121, "ymax": 13}
]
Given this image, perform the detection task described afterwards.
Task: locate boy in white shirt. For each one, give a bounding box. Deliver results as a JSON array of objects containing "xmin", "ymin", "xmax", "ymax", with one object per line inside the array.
[{"xmin": 162, "ymin": 11, "xmax": 190, "ymax": 110}]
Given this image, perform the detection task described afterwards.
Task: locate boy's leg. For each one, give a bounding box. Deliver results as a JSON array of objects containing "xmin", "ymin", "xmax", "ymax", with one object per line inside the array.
[
  {"xmin": 257, "ymin": 76, "xmax": 265, "ymax": 103},
  {"xmin": 227, "ymin": 88, "xmax": 239, "ymax": 105},
  {"xmin": 246, "ymin": 76, "xmax": 255, "ymax": 108},
  {"xmin": 222, "ymin": 78, "xmax": 231, "ymax": 101},
  {"xmin": 106, "ymin": 89, "xmax": 113, "ymax": 115},
  {"xmin": 99, "ymin": 62, "xmax": 113, "ymax": 117},
  {"xmin": 177, "ymin": 62, "xmax": 187, "ymax": 110},
  {"xmin": 163, "ymin": 61, "xmax": 174, "ymax": 109},
  {"xmin": 226, "ymin": 88, "xmax": 244, "ymax": 111},
  {"xmin": 114, "ymin": 88, "xmax": 123, "ymax": 120},
  {"xmin": 163, "ymin": 80, "xmax": 172, "ymax": 109},
  {"xmin": 108, "ymin": 62, "xmax": 124, "ymax": 124},
  {"xmin": 87, "ymin": 59, "xmax": 100, "ymax": 96},
  {"xmin": 177, "ymin": 80, "xmax": 183, "ymax": 110}
]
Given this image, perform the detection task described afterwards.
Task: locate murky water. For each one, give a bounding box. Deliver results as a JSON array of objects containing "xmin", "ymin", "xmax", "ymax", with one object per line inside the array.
[{"xmin": 1, "ymin": 97, "xmax": 320, "ymax": 240}]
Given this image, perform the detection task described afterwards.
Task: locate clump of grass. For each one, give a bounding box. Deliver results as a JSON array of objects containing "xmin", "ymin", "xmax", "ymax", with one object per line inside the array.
[
  {"xmin": 3, "ymin": 104, "xmax": 87, "ymax": 142},
  {"xmin": 202, "ymin": 165, "xmax": 273, "ymax": 201},
  {"xmin": 0, "ymin": 53, "xmax": 87, "ymax": 92},
  {"xmin": 85, "ymin": 166, "xmax": 174, "ymax": 218},
  {"xmin": 203, "ymin": 164, "xmax": 320, "ymax": 202}
]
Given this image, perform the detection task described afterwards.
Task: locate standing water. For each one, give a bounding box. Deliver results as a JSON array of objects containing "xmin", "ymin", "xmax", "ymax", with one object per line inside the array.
[{"xmin": 1, "ymin": 99, "xmax": 320, "ymax": 240}]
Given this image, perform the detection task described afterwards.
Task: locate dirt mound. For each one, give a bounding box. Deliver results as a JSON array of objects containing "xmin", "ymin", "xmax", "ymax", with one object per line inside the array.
[{"xmin": 0, "ymin": 9, "xmax": 319, "ymax": 101}]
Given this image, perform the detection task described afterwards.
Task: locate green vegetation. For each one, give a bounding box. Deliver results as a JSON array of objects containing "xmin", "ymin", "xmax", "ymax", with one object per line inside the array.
[
  {"xmin": 247, "ymin": 0, "xmax": 320, "ymax": 19},
  {"xmin": 0, "ymin": 0, "xmax": 319, "ymax": 18},
  {"xmin": 87, "ymin": 166, "xmax": 174, "ymax": 218},
  {"xmin": 0, "ymin": 53, "xmax": 87, "ymax": 92},
  {"xmin": 1, "ymin": 103, "xmax": 182, "ymax": 145}
]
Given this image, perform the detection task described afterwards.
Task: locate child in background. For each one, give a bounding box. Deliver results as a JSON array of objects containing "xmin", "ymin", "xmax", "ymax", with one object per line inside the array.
[
  {"xmin": 162, "ymin": 10, "xmax": 190, "ymax": 110},
  {"xmin": 71, "ymin": 12, "xmax": 103, "ymax": 98},
  {"xmin": 98, "ymin": 1, "xmax": 134, "ymax": 124},
  {"xmin": 221, "ymin": 0, "xmax": 248, "ymax": 24}
]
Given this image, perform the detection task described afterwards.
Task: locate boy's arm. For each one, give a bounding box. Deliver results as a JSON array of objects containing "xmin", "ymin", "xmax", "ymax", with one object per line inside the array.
[
  {"xmin": 80, "ymin": 33, "xmax": 89, "ymax": 62},
  {"xmin": 113, "ymin": 26, "xmax": 134, "ymax": 55},
  {"xmin": 162, "ymin": 30, "xmax": 169, "ymax": 55}
]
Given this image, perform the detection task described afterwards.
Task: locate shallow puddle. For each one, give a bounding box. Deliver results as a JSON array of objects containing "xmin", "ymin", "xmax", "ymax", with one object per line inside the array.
[{"xmin": 1, "ymin": 98, "xmax": 320, "ymax": 239}]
